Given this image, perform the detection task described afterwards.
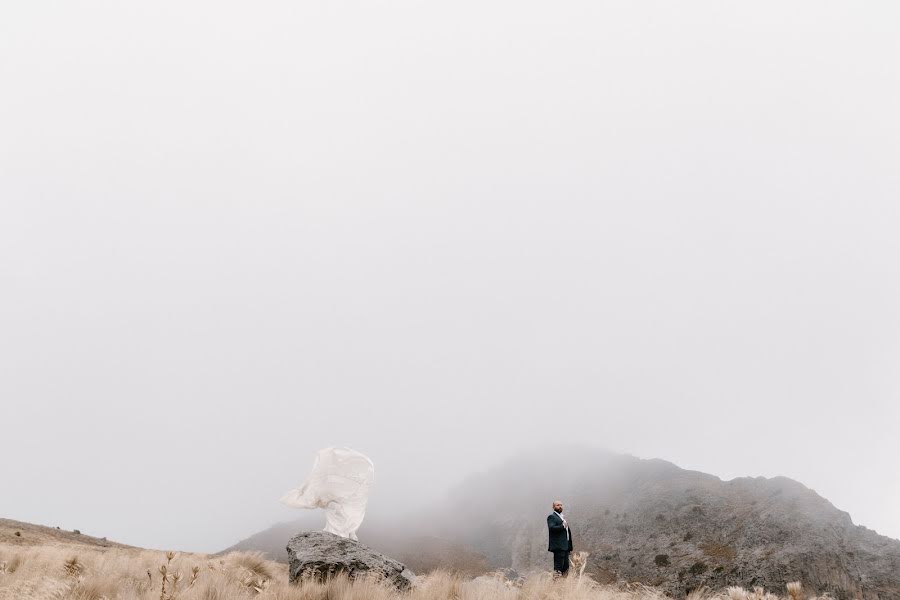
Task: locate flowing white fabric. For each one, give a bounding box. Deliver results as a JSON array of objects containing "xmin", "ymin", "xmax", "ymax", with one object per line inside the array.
[{"xmin": 279, "ymin": 447, "xmax": 375, "ymax": 541}]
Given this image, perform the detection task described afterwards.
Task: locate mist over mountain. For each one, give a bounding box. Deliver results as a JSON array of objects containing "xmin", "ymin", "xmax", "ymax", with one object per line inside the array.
[{"xmin": 227, "ymin": 446, "xmax": 900, "ymax": 599}]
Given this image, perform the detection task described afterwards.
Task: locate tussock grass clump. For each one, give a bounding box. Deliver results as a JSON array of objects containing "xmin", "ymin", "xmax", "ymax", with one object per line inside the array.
[
  {"xmin": 70, "ymin": 575, "xmax": 120, "ymax": 600},
  {"xmin": 786, "ymin": 582, "xmax": 803, "ymax": 600},
  {"xmin": 232, "ymin": 551, "xmax": 273, "ymax": 581},
  {"xmin": 1, "ymin": 556, "xmax": 22, "ymax": 574},
  {"xmin": 64, "ymin": 556, "xmax": 84, "ymax": 577}
]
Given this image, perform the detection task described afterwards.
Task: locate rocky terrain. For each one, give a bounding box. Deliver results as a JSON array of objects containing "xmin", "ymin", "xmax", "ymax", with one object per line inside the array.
[
  {"xmin": 229, "ymin": 446, "xmax": 900, "ymax": 599},
  {"xmin": 287, "ymin": 530, "xmax": 417, "ymax": 590},
  {"xmin": 438, "ymin": 447, "xmax": 900, "ymax": 599}
]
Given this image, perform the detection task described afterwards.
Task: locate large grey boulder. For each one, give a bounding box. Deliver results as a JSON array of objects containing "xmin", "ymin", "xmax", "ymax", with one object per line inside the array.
[{"xmin": 286, "ymin": 531, "xmax": 417, "ymax": 590}]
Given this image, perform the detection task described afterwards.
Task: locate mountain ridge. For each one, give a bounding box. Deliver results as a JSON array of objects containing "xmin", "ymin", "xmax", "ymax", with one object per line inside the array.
[{"xmin": 225, "ymin": 448, "xmax": 900, "ymax": 599}]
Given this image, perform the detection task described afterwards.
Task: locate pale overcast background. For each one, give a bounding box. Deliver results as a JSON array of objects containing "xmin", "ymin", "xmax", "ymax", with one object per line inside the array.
[{"xmin": 1, "ymin": 1, "xmax": 898, "ymax": 553}]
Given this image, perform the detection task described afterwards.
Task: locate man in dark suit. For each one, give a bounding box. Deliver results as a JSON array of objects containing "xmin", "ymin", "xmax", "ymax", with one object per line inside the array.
[{"xmin": 547, "ymin": 499, "xmax": 573, "ymax": 576}]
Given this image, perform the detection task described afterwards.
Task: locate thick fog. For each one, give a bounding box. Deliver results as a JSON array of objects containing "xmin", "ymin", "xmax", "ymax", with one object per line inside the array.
[{"xmin": 1, "ymin": 1, "xmax": 898, "ymax": 553}]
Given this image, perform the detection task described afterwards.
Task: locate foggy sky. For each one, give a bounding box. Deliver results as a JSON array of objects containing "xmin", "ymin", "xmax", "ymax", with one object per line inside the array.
[{"xmin": 1, "ymin": 1, "xmax": 898, "ymax": 553}]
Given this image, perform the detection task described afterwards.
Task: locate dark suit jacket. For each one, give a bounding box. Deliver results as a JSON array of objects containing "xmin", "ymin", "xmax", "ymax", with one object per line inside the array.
[{"xmin": 547, "ymin": 512, "xmax": 573, "ymax": 552}]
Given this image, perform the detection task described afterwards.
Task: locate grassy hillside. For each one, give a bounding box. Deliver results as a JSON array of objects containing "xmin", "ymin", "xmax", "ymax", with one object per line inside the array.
[
  {"xmin": 1, "ymin": 518, "xmax": 832, "ymax": 600},
  {"xmin": 0, "ymin": 519, "xmax": 132, "ymax": 551}
]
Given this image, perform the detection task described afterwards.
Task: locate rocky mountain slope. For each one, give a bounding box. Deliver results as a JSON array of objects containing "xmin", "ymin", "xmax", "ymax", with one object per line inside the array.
[
  {"xmin": 431, "ymin": 446, "xmax": 900, "ymax": 599},
  {"xmin": 228, "ymin": 446, "xmax": 900, "ymax": 599}
]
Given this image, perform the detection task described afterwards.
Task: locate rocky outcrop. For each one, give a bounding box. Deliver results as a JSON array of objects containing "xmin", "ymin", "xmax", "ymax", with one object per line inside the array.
[
  {"xmin": 435, "ymin": 446, "xmax": 900, "ymax": 600},
  {"xmin": 286, "ymin": 531, "xmax": 417, "ymax": 590}
]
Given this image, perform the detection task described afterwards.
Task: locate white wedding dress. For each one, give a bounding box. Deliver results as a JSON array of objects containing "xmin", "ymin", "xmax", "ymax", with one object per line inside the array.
[{"xmin": 279, "ymin": 446, "xmax": 375, "ymax": 541}]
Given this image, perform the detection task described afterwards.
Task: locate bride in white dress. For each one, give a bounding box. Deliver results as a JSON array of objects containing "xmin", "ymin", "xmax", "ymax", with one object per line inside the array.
[{"xmin": 279, "ymin": 446, "xmax": 375, "ymax": 541}]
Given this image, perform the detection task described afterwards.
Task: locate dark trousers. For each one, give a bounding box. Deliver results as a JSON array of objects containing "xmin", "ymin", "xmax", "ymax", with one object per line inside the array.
[{"xmin": 552, "ymin": 550, "xmax": 570, "ymax": 575}]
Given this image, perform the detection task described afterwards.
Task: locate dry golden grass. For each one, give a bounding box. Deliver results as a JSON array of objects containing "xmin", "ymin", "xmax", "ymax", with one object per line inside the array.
[{"xmin": 0, "ymin": 541, "xmax": 823, "ymax": 600}]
